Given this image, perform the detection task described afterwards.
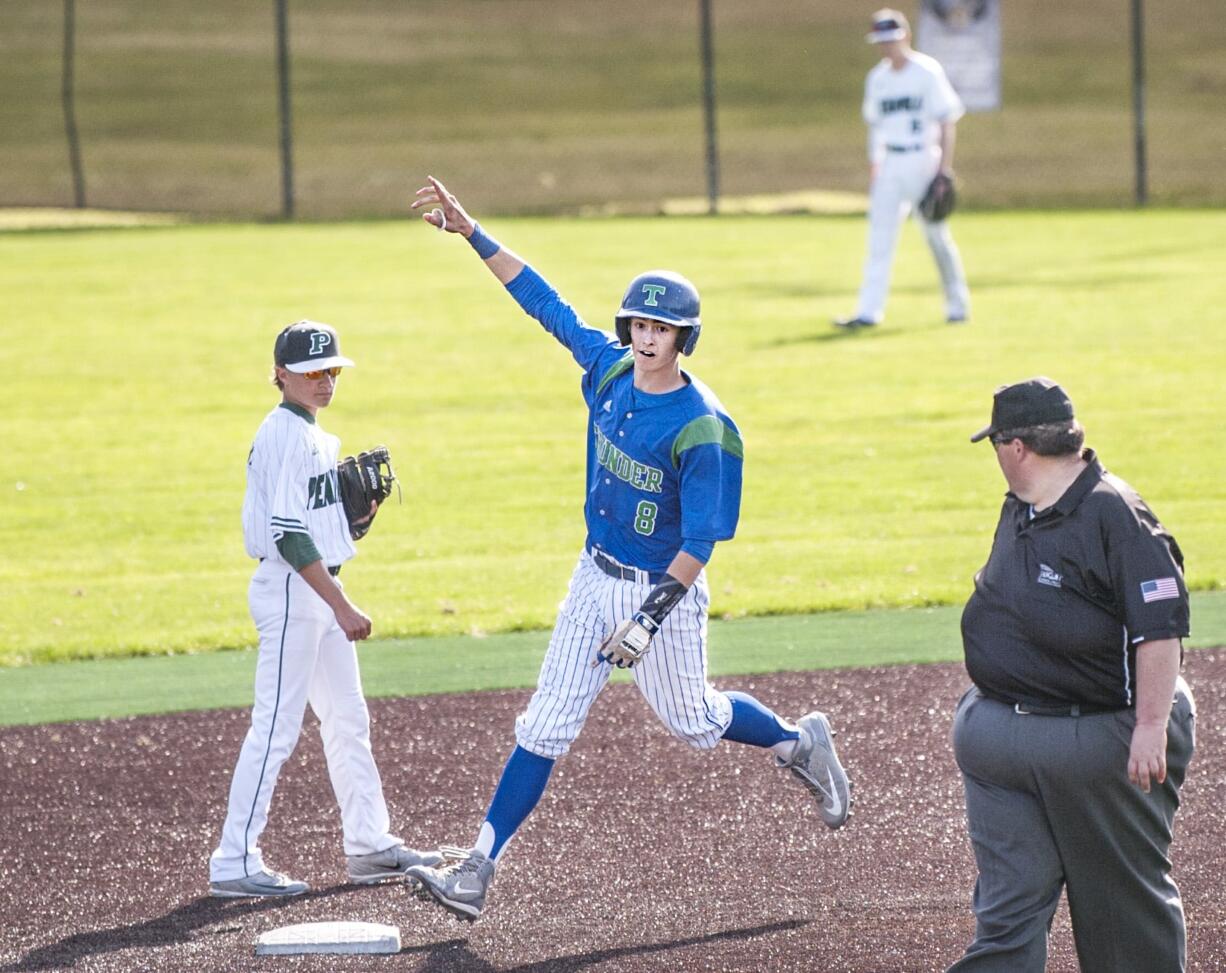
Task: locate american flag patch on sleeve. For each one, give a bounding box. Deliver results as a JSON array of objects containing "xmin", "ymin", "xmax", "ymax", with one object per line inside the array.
[{"xmin": 1140, "ymin": 577, "xmax": 1180, "ymax": 603}]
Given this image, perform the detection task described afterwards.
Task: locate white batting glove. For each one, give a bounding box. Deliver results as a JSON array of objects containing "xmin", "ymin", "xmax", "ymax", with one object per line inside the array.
[{"xmin": 593, "ymin": 612, "xmax": 659, "ymax": 668}]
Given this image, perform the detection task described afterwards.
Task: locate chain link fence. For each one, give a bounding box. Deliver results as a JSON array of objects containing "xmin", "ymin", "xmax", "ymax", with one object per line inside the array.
[{"xmin": 2, "ymin": 0, "xmax": 1222, "ymax": 218}]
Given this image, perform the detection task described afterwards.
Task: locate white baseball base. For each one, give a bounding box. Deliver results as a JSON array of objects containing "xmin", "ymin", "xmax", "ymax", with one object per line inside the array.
[{"xmin": 254, "ymin": 921, "xmax": 401, "ymax": 955}]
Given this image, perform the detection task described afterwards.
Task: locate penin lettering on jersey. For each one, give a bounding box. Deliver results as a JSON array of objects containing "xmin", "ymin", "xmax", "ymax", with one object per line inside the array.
[{"xmin": 307, "ymin": 469, "xmax": 340, "ymax": 509}]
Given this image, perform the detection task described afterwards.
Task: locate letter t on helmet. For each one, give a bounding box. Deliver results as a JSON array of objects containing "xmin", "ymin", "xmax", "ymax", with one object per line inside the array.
[{"xmin": 613, "ymin": 270, "xmax": 702, "ymax": 355}]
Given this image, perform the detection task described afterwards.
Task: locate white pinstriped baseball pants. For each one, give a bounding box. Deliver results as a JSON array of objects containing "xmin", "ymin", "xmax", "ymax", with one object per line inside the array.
[
  {"xmin": 515, "ymin": 551, "xmax": 734, "ymax": 758},
  {"xmin": 209, "ymin": 561, "xmax": 400, "ymax": 882}
]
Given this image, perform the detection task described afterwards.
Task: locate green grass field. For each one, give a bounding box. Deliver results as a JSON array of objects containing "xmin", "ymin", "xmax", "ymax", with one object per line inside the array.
[
  {"xmin": 2, "ymin": 0, "xmax": 1223, "ymax": 216},
  {"xmin": 3, "ymin": 209, "xmax": 1224, "ymax": 668},
  {"xmin": 5, "ymin": 593, "xmax": 1225, "ymax": 727}
]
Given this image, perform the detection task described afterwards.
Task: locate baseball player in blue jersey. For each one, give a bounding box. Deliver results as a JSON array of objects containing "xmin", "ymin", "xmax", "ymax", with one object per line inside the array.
[
  {"xmin": 402, "ymin": 176, "xmax": 852, "ymax": 921},
  {"xmin": 208, "ymin": 321, "xmax": 441, "ymax": 898}
]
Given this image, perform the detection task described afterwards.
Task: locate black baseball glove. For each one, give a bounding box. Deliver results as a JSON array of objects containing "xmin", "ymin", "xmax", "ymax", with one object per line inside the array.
[
  {"xmin": 918, "ymin": 171, "xmax": 957, "ymax": 222},
  {"xmin": 337, "ymin": 445, "xmax": 397, "ymax": 540}
]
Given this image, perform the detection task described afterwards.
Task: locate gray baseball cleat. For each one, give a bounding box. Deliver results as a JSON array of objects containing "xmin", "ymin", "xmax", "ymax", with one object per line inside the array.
[
  {"xmin": 833, "ymin": 315, "xmax": 879, "ymax": 330},
  {"xmin": 208, "ymin": 868, "xmax": 309, "ymax": 898},
  {"xmin": 347, "ymin": 844, "xmax": 445, "ymax": 886},
  {"xmin": 777, "ymin": 710, "xmax": 852, "ymax": 829},
  {"xmin": 406, "ymin": 845, "xmax": 496, "ymax": 921}
]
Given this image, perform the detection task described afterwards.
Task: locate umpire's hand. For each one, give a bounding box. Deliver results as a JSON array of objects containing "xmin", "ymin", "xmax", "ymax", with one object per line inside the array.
[{"xmin": 1128, "ymin": 721, "xmax": 1167, "ymax": 792}]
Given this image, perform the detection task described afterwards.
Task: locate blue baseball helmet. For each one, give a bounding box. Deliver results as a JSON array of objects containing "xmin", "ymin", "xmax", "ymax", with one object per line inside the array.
[{"xmin": 614, "ymin": 270, "xmax": 702, "ymax": 356}]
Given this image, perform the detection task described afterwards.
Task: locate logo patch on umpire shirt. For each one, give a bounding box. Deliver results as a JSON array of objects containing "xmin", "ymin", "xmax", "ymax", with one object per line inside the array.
[
  {"xmin": 1036, "ymin": 564, "xmax": 1062, "ymax": 588},
  {"xmin": 1140, "ymin": 577, "xmax": 1179, "ymax": 602}
]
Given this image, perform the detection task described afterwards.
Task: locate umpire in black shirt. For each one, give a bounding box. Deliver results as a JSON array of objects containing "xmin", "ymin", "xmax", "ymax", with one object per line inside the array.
[{"xmin": 948, "ymin": 377, "xmax": 1196, "ymax": 973}]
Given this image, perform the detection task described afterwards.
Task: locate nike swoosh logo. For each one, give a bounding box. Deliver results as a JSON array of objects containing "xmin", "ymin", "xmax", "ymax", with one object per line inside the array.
[
  {"xmin": 453, "ymin": 880, "xmax": 484, "ymax": 896},
  {"xmin": 824, "ymin": 768, "xmax": 843, "ymax": 817}
]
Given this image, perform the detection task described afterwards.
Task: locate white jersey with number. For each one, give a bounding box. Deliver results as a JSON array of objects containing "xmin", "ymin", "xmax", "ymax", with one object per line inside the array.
[
  {"xmin": 241, "ymin": 403, "xmax": 355, "ymax": 567},
  {"xmin": 862, "ymin": 51, "xmax": 964, "ymax": 162},
  {"xmin": 852, "ymin": 49, "xmax": 970, "ymax": 324}
]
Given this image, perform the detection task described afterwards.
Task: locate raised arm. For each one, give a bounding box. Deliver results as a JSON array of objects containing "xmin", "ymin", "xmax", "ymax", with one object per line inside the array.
[
  {"xmin": 412, "ymin": 175, "xmax": 617, "ymax": 371},
  {"xmin": 412, "ymin": 175, "xmax": 523, "ymax": 284}
]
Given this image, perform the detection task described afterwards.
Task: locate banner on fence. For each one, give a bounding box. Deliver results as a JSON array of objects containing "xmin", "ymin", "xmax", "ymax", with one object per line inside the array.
[{"xmin": 916, "ymin": 0, "xmax": 1001, "ymax": 112}]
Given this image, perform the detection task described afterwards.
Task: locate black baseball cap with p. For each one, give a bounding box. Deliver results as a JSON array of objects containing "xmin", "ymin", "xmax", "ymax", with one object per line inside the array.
[
  {"xmin": 274, "ymin": 320, "xmax": 355, "ymax": 373},
  {"xmin": 970, "ymin": 377, "xmax": 1075, "ymax": 443}
]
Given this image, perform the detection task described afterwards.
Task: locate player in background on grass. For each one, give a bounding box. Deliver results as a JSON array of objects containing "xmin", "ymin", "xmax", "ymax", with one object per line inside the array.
[
  {"xmin": 207, "ymin": 321, "xmax": 441, "ymax": 898},
  {"xmin": 835, "ymin": 8, "xmax": 970, "ymax": 330},
  {"xmin": 401, "ymin": 176, "xmax": 852, "ymax": 921}
]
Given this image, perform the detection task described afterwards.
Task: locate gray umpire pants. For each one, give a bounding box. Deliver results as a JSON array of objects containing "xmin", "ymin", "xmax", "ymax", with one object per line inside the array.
[{"xmin": 947, "ymin": 679, "xmax": 1195, "ymax": 973}]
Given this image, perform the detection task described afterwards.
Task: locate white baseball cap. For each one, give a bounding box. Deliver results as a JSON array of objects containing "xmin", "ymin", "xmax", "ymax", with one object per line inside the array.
[{"xmin": 866, "ymin": 8, "xmax": 910, "ymax": 43}]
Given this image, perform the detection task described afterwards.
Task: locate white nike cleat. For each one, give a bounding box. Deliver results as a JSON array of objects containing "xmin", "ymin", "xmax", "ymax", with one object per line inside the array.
[
  {"xmin": 777, "ymin": 711, "xmax": 852, "ymax": 829},
  {"xmin": 406, "ymin": 846, "xmax": 496, "ymax": 921}
]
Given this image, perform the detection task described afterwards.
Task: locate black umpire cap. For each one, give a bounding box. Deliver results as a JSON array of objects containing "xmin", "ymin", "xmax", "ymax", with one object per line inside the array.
[
  {"xmin": 274, "ymin": 320, "xmax": 355, "ymax": 372},
  {"xmin": 970, "ymin": 377, "xmax": 1076, "ymax": 443}
]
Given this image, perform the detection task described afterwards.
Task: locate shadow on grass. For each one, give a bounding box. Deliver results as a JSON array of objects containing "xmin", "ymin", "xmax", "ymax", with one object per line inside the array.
[{"xmin": 761, "ymin": 323, "xmax": 939, "ymax": 347}]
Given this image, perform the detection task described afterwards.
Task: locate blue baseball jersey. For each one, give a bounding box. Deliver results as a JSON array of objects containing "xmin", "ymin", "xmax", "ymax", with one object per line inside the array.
[{"xmin": 507, "ymin": 265, "xmax": 743, "ymax": 572}]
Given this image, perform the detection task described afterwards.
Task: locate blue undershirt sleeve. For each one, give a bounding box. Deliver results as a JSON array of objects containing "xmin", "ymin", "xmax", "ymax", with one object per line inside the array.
[{"xmin": 679, "ymin": 538, "xmax": 715, "ymax": 563}]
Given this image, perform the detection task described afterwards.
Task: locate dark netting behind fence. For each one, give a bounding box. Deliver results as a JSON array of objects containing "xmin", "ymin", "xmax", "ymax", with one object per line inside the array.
[{"xmin": 1, "ymin": 0, "xmax": 1221, "ymax": 218}]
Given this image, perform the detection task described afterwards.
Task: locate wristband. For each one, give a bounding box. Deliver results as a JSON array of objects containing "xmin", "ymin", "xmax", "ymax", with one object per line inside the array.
[
  {"xmin": 636, "ymin": 573, "xmax": 688, "ymax": 628},
  {"xmin": 467, "ymin": 222, "xmax": 501, "ymax": 260}
]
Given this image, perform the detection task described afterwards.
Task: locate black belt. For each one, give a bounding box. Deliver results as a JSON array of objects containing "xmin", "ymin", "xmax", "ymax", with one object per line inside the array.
[
  {"xmin": 885, "ymin": 144, "xmax": 924, "ymax": 153},
  {"xmin": 983, "ymin": 690, "xmax": 1124, "ymax": 718},
  {"xmin": 588, "ymin": 548, "xmax": 663, "ymax": 586}
]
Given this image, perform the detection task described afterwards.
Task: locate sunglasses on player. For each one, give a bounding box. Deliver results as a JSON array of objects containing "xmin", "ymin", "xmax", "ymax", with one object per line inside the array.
[{"xmin": 300, "ymin": 366, "xmax": 343, "ymax": 380}]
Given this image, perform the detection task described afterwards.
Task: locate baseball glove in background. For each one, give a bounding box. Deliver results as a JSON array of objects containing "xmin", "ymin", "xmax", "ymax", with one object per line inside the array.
[
  {"xmin": 337, "ymin": 445, "xmax": 397, "ymax": 540},
  {"xmin": 918, "ymin": 171, "xmax": 957, "ymax": 222}
]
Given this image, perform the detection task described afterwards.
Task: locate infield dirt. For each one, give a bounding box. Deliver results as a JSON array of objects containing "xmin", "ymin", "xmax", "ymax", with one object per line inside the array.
[{"xmin": 3, "ymin": 655, "xmax": 1223, "ymax": 972}]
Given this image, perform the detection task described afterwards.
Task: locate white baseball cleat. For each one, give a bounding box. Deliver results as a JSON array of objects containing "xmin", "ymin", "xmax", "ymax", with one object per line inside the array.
[{"xmin": 776, "ymin": 711, "xmax": 852, "ymax": 829}]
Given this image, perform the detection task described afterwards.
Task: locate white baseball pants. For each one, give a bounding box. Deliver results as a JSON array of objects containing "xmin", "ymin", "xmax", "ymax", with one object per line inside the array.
[
  {"xmin": 209, "ymin": 561, "xmax": 399, "ymax": 882},
  {"xmin": 856, "ymin": 147, "xmax": 970, "ymax": 323},
  {"xmin": 515, "ymin": 551, "xmax": 734, "ymax": 758}
]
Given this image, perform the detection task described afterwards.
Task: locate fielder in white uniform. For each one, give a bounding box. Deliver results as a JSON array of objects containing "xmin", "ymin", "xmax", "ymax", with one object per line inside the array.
[
  {"xmin": 835, "ymin": 8, "xmax": 970, "ymax": 330},
  {"xmin": 208, "ymin": 320, "xmax": 440, "ymax": 898}
]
